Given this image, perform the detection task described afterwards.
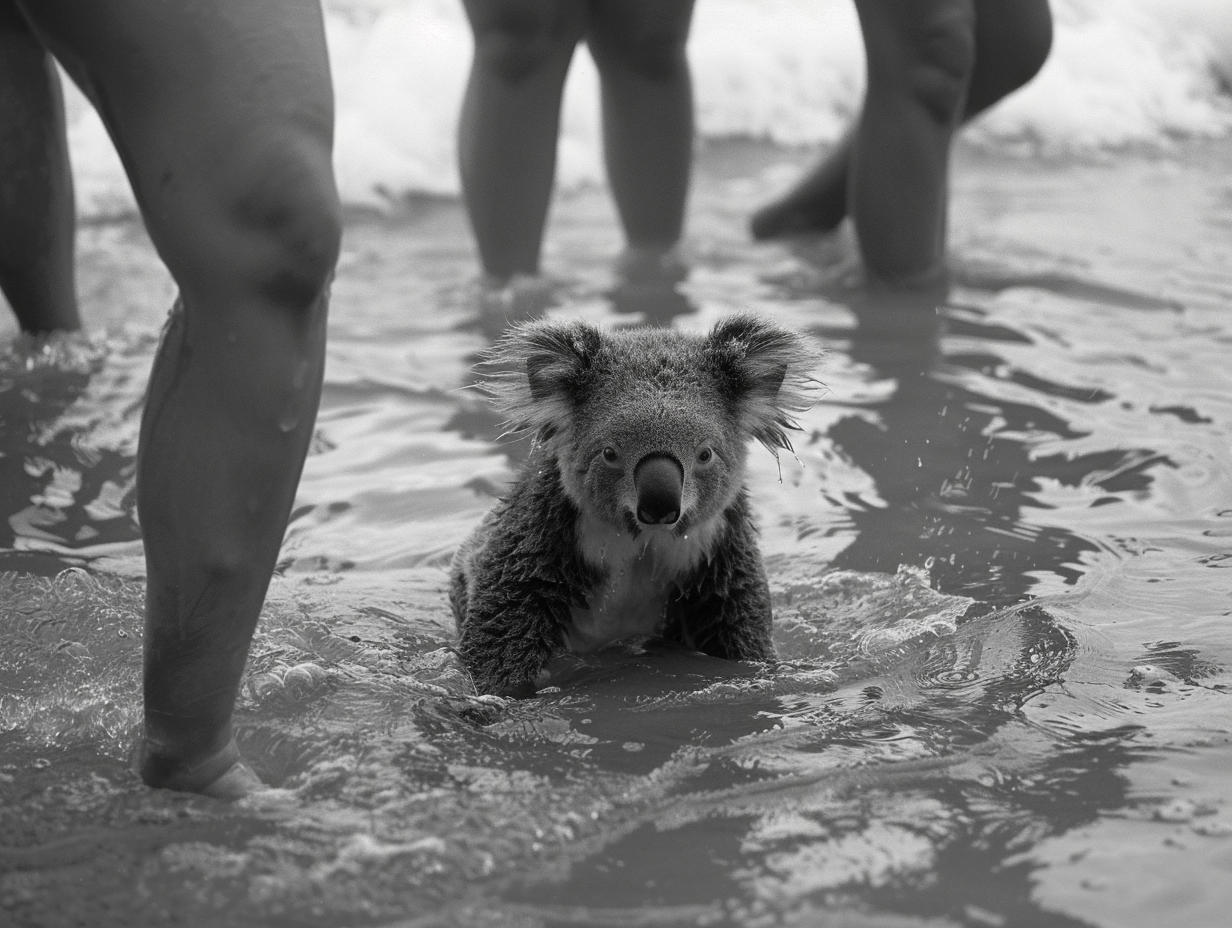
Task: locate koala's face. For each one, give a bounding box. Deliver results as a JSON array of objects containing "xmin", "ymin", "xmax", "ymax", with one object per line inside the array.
[
  {"xmin": 556, "ymin": 384, "xmax": 747, "ymax": 538},
  {"xmin": 487, "ymin": 314, "xmax": 822, "ymax": 541}
]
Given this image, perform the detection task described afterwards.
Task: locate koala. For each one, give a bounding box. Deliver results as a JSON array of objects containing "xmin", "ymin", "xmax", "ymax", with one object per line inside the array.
[{"xmin": 450, "ymin": 314, "xmax": 821, "ymax": 696}]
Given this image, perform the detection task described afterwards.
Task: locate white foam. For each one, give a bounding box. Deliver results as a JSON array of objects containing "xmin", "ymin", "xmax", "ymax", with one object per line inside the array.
[{"xmin": 58, "ymin": 0, "xmax": 1232, "ymax": 218}]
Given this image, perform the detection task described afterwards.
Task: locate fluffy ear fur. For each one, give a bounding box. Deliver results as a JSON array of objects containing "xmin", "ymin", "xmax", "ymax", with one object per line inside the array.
[
  {"xmin": 705, "ymin": 314, "xmax": 824, "ymax": 453},
  {"xmin": 481, "ymin": 320, "xmax": 603, "ymax": 437}
]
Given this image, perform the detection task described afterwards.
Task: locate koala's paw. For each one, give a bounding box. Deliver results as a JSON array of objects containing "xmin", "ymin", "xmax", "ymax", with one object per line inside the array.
[
  {"xmin": 461, "ymin": 626, "xmax": 558, "ymax": 698},
  {"xmin": 467, "ymin": 666, "xmax": 539, "ymax": 699}
]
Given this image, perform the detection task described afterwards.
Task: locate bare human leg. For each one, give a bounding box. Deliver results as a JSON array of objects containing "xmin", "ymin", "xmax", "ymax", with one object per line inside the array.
[
  {"xmin": 750, "ymin": 0, "xmax": 1052, "ymax": 245},
  {"xmin": 17, "ymin": 0, "xmax": 341, "ymax": 797},
  {"xmin": 588, "ymin": 0, "xmax": 696, "ymax": 254},
  {"xmin": 458, "ymin": 0, "xmax": 586, "ymax": 281},
  {"xmin": 846, "ymin": 0, "xmax": 976, "ymax": 285},
  {"xmin": 0, "ymin": 1, "xmax": 79, "ymax": 333}
]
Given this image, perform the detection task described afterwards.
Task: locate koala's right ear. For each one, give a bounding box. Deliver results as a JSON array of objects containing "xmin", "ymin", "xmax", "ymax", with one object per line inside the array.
[{"xmin": 481, "ymin": 320, "xmax": 603, "ymax": 436}]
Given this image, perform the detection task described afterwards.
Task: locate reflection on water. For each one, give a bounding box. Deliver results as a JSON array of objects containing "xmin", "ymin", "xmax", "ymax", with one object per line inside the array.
[
  {"xmin": 2, "ymin": 143, "xmax": 1232, "ymax": 927},
  {"xmin": 0, "ymin": 335, "xmax": 147, "ymax": 576},
  {"xmin": 814, "ymin": 293, "xmax": 1133, "ymax": 603}
]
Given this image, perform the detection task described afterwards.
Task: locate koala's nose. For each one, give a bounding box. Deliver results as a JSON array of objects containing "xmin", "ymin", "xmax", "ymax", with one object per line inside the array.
[{"xmin": 634, "ymin": 454, "xmax": 683, "ymax": 525}]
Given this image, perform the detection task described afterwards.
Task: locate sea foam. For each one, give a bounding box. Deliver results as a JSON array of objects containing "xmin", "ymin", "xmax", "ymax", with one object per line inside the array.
[{"xmin": 61, "ymin": 0, "xmax": 1232, "ymax": 218}]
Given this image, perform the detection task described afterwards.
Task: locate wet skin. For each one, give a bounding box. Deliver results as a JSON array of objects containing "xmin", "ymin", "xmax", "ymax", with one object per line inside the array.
[
  {"xmin": 458, "ymin": 0, "xmax": 696, "ymax": 281},
  {"xmin": 751, "ymin": 0, "xmax": 1053, "ymax": 286},
  {"xmin": 2, "ymin": 0, "xmax": 341, "ymax": 796},
  {"xmin": 0, "ymin": 4, "xmax": 79, "ymax": 332}
]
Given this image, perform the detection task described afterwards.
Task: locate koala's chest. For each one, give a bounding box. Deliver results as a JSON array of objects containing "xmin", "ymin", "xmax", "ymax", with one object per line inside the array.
[
  {"xmin": 564, "ymin": 523, "xmax": 702, "ymax": 653},
  {"xmin": 566, "ymin": 557, "xmax": 676, "ymax": 653}
]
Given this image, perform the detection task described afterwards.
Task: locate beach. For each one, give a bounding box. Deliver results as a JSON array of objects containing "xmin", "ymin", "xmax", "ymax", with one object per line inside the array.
[{"xmin": 2, "ymin": 2, "xmax": 1232, "ymax": 925}]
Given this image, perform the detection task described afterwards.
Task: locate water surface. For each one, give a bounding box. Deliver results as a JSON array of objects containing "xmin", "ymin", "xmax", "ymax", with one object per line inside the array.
[{"xmin": 2, "ymin": 142, "xmax": 1231, "ymax": 927}]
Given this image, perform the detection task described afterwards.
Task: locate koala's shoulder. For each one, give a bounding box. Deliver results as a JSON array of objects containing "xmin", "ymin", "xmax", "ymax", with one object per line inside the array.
[{"xmin": 468, "ymin": 452, "xmax": 599, "ymax": 592}]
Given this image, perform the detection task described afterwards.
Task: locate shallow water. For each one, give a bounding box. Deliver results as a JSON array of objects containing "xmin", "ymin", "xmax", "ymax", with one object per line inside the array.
[{"xmin": 2, "ymin": 141, "xmax": 1231, "ymax": 927}]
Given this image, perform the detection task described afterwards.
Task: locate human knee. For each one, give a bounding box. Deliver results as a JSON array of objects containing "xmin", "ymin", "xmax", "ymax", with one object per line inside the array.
[
  {"xmin": 588, "ymin": 13, "xmax": 691, "ymax": 82},
  {"xmin": 899, "ymin": 8, "xmax": 977, "ymax": 124},
  {"xmin": 468, "ymin": 3, "xmax": 582, "ymax": 84},
  {"xmin": 222, "ymin": 132, "xmax": 341, "ymax": 308}
]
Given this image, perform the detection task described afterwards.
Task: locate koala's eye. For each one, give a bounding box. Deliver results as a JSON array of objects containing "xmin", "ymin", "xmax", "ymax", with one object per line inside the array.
[
  {"xmin": 602, "ymin": 447, "xmax": 620, "ymax": 464},
  {"xmin": 697, "ymin": 447, "xmax": 714, "ymax": 465}
]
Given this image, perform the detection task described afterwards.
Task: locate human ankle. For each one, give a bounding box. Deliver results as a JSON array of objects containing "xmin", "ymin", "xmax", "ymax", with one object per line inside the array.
[{"xmin": 136, "ymin": 721, "xmax": 243, "ymax": 792}]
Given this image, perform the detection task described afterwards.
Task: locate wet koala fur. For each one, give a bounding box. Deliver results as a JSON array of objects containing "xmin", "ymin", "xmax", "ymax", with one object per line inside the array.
[{"xmin": 450, "ymin": 314, "xmax": 821, "ymax": 696}]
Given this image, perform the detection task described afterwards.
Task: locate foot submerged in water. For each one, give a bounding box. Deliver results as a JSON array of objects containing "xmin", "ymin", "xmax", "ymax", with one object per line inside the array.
[
  {"xmin": 134, "ymin": 735, "xmax": 265, "ymax": 799},
  {"xmin": 749, "ymin": 161, "xmax": 849, "ymax": 241}
]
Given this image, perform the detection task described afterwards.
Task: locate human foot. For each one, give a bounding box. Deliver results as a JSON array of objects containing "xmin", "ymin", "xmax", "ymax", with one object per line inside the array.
[
  {"xmin": 135, "ymin": 734, "xmax": 264, "ymax": 799},
  {"xmin": 750, "ymin": 183, "xmax": 848, "ymax": 240},
  {"xmin": 750, "ymin": 152, "xmax": 850, "ymax": 241}
]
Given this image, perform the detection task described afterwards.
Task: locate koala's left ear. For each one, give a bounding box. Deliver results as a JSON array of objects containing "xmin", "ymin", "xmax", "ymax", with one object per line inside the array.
[
  {"xmin": 482, "ymin": 320, "xmax": 603, "ymax": 437},
  {"xmin": 705, "ymin": 314, "xmax": 824, "ymax": 453}
]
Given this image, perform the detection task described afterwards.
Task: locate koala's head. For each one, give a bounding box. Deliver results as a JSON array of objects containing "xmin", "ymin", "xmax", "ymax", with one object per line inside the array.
[{"xmin": 485, "ymin": 314, "xmax": 822, "ymax": 538}]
